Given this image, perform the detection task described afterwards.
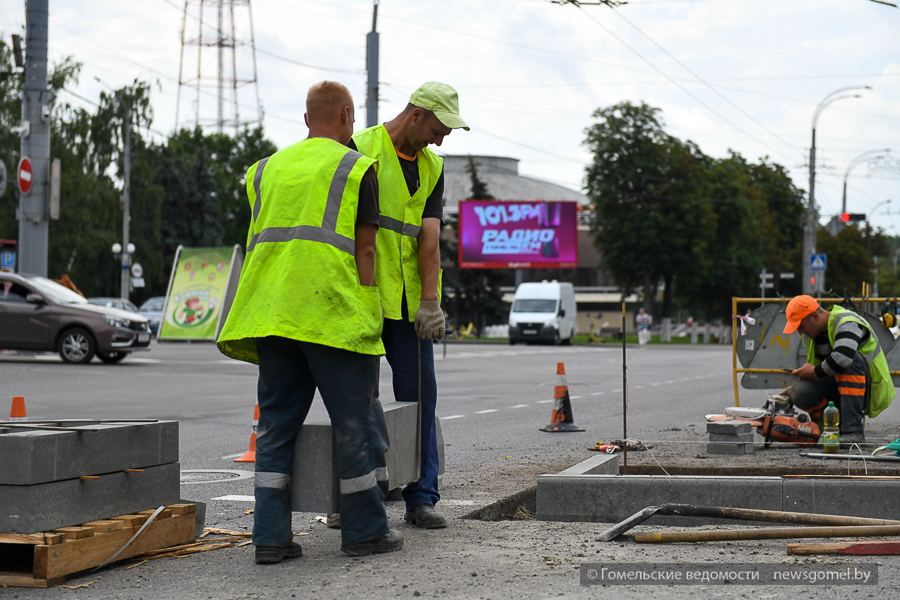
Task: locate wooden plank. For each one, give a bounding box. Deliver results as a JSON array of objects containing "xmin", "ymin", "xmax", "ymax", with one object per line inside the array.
[
  {"xmin": 82, "ymin": 520, "xmax": 126, "ymax": 534},
  {"xmin": 111, "ymin": 515, "xmax": 147, "ymax": 528},
  {"xmin": 53, "ymin": 527, "xmax": 94, "ymax": 541},
  {"xmin": 42, "ymin": 514, "xmax": 195, "ymax": 580},
  {"xmin": 0, "ymin": 571, "xmax": 50, "ymax": 588},
  {"xmin": 138, "ymin": 508, "xmax": 172, "ymax": 520},
  {"xmin": 0, "ymin": 533, "xmax": 46, "ymax": 545},
  {"xmin": 168, "ymin": 503, "xmax": 196, "ymax": 516},
  {"xmin": 787, "ymin": 541, "xmax": 900, "ymax": 556},
  {"xmin": 33, "ymin": 544, "xmax": 49, "ymax": 579}
]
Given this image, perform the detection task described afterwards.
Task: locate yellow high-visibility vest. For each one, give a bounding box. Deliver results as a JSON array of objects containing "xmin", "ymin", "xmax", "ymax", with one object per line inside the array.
[
  {"xmin": 217, "ymin": 137, "xmax": 384, "ymax": 363},
  {"xmin": 352, "ymin": 125, "xmax": 442, "ymax": 321}
]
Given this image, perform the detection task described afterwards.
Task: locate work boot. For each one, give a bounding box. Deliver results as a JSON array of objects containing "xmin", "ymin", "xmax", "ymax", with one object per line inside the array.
[
  {"xmin": 325, "ymin": 512, "xmax": 341, "ymax": 529},
  {"xmin": 340, "ymin": 528, "xmax": 404, "ymax": 556},
  {"xmin": 841, "ymin": 431, "xmax": 866, "ymax": 446},
  {"xmin": 255, "ymin": 541, "xmax": 303, "ymax": 565},
  {"xmin": 404, "ymin": 504, "xmax": 447, "ymax": 529}
]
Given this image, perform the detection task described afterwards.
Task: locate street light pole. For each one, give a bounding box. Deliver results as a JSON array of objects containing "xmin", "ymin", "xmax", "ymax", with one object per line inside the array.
[
  {"xmin": 842, "ymin": 148, "xmax": 891, "ymax": 214},
  {"xmin": 804, "ymin": 86, "xmax": 870, "ymax": 294}
]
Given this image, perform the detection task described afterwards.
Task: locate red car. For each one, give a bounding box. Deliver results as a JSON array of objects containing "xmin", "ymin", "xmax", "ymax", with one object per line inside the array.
[{"xmin": 0, "ymin": 272, "xmax": 151, "ymax": 364}]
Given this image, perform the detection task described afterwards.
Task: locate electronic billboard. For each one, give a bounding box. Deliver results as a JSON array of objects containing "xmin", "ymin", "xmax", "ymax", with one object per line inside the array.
[{"xmin": 457, "ymin": 200, "xmax": 578, "ymax": 269}]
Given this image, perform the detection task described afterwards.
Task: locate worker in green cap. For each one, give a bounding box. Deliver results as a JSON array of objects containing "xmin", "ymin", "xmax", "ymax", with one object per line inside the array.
[{"xmin": 350, "ymin": 82, "xmax": 469, "ymax": 529}]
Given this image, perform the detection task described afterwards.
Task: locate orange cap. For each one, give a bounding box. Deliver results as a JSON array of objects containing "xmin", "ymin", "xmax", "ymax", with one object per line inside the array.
[{"xmin": 783, "ymin": 295, "xmax": 820, "ymax": 334}]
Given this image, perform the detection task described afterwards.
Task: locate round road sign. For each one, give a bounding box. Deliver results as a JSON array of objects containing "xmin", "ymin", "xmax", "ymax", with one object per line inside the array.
[
  {"xmin": 131, "ymin": 262, "xmax": 143, "ymax": 278},
  {"xmin": 17, "ymin": 156, "xmax": 33, "ymax": 195}
]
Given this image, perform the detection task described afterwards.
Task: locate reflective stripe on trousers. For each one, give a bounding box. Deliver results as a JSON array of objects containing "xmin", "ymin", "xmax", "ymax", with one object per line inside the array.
[
  {"xmin": 340, "ymin": 466, "xmax": 389, "ymax": 495},
  {"xmin": 255, "ymin": 471, "xmax": 290, "ymax": 489}
]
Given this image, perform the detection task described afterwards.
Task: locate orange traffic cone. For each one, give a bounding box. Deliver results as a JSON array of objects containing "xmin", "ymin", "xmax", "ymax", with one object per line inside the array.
[
  {"xmin": 10, "ymin": 396, "xmax": 27, "ymax": 421},
  {"xmin": 540, "ymin": 362, "xmax": 584, "ymax": 432},
  {"xmin": 234, "ymin": 403, "xmax": 259, "ymax": 463}
]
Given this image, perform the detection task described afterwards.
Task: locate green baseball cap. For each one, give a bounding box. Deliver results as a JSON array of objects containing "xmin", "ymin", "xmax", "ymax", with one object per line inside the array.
[{"xmin": 409, "ymin": 82, "xmax": 470, "ymax": 131}]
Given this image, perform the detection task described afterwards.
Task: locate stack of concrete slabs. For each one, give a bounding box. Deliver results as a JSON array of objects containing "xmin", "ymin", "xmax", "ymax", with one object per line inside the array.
[{"xmin": 0, "ymin": 420, "xmax": 180, "ymax": 533}]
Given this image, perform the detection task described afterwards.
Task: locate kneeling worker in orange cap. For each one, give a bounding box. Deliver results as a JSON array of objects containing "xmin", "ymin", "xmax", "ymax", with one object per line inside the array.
[{"xmin": 783, "ymin": 294, "xmax": 894, "ymax": 444}]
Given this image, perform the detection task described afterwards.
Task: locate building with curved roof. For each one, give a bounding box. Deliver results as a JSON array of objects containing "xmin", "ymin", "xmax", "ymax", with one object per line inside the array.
[{"xmin": 441, "ymin": 155, "xmax": 588, "ymax": 215}]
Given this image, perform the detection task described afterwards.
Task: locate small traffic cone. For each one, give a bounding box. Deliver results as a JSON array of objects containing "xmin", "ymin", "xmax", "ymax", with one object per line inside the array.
[
  {"xmin": 235, "ymin": 403, "xmax": 259, "ymax": 463},
  {"xmin": 540, "ymin": 362, "xmax": 584, "ymax": 432},
  {"xmin": 10, "ymin": 396, "xmax": 27, "ymax": 421}
]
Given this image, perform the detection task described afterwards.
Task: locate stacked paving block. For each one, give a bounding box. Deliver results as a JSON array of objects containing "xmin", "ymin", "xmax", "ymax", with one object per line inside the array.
[
  {"xmin": 291, "ymin": 401, "xmax": 444, "ymax": 513},
  {"xmin": 0, "ymin": 420, "xmax": 181, "ymax": 533},
  {"xmin": 706, "ymin": 420, "xmax": 755, "ymax": 455}
]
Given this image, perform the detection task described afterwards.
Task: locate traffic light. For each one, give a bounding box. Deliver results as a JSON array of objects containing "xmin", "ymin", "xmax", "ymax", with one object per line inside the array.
[{"xmin": 840, "ymin": 212, "xmax": 866, "ymax": 223}]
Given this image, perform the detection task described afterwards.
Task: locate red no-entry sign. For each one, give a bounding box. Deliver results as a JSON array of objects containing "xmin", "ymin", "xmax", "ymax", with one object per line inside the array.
[{"xmin": 17, "ymin": 157, "xmax": 33, "ymax": 195}]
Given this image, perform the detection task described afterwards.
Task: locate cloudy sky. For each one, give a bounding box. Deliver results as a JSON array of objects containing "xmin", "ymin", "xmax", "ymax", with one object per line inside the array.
[{"xmin": 3, "ymin": 0, "xmax": 899, "ymax": 235}]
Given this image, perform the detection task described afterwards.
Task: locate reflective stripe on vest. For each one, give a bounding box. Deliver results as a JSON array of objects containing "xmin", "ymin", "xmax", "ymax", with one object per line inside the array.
[
  {"xmin": 378, "ymin": 215, "xmax": 421, "ymax": 238},
  {"xmin": 216, "ymin": 137, "xmax": 384, "ymax": 363},
  {"xmin": 252, "ymin": 156, "xmax": 269, "ymax": 225},
  {"xmin": 248, "ymin": 151, "xmax": 361, "ymax": 256}
]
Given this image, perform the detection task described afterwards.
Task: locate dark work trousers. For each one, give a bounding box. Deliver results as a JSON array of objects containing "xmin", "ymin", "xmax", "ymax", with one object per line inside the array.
[
  {"xmin": 381, "ymin": 297, "xmax": 440, "ymax": 511},
  {"xmin": 789, "ymin": 352, "xmax": 868, "ymax": 434},
  {"xmin": 253, "ymin": 336, "xmax": 390, "ymax": 547}
]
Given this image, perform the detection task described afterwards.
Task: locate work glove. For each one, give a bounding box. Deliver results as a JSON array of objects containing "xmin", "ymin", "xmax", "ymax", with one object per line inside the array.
[{"xmin": 415, "ymin": 300, "xmax": 445, "ymax": 341}]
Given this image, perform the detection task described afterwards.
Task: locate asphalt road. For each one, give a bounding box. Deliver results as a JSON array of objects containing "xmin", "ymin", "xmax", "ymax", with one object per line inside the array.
[
  {"xmin": 3, "ymin": 342, "xmax": 898, "ymax": 599},
  {"xmin": 1, "ymin": 341, "xmax": 752, "ymax": 496}
]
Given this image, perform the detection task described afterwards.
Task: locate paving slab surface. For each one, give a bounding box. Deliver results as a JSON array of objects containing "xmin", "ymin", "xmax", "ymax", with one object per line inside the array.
[{"xmin": 0, "ymin": 420, "xmax": 179, "ymax": 485}]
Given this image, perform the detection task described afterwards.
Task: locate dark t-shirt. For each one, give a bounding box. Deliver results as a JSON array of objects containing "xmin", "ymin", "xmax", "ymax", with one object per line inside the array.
[
  {"xmin": 357, "ymin": 166, "xmax": 380, "ymax": 227},
  {"xmin": 349, "ymin": 139, "xmax": 443, "ymax": 221}
]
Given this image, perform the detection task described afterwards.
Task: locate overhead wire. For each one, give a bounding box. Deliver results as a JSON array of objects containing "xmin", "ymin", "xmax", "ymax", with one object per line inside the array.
[
  {"xmin": 156, "ymin": 0, "xmax": 363, "ymax": 76},
  {"xmin": 567, "ymin": 3, "xmax": 801, "ymax": 166},
  {"xmin": 50, "ymin": 17, "xmax": 308, "ymax": 130},
  {"xmin": 306, "ymin": 0, "xmax": 658, "ymax": 76}
]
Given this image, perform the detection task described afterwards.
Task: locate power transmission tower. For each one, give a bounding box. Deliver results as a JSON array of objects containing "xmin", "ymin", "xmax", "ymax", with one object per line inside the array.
[{"xmin": 175, "ymin": 0, "xmax": 263, "ymax": 133}]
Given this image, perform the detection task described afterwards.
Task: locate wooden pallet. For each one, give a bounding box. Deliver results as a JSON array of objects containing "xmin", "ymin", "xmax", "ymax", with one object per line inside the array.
[{"xmin": 0, "ymin": 503, "xmax": 197, "ymax": 588}]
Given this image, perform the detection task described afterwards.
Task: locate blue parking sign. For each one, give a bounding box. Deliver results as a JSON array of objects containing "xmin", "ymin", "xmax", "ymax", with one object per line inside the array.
[{"xmin": 0, "ymin": 249, "xmax": 15, "ymax": 271}]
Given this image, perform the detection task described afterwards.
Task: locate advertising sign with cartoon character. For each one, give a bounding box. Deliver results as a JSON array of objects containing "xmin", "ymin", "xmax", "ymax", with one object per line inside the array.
[{"xmin": 158, "ymin": 246, "xmax": 242, "ymax": 341}]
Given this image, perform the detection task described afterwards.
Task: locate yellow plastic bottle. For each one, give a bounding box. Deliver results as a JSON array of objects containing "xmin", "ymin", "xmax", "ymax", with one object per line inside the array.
[{"xmin": 822, "ymin": 401, "xmax": 840, "ymax": 454}]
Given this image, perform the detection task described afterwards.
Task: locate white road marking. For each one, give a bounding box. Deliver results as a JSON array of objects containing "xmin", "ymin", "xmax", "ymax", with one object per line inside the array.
[
  {"xmin": 632, "ymin": 385, "xmax": 645, "ymax": 389},
  {"xmin": 651, "ymin": 382, "xmax": 662, "ymax": 387},
  {"xmin": 440, "ymin": 414, "xmax": 465, "ymax": 420},
  {"xmin": 570, "ymin": 395, "xmax": 582, "ymax": 399},
  {"xmin": 611, "ymin": 388, "xmax": 622, "ymax": 393},
  {"xmin": 510, "ymin": 404, "xmax": 529, "ymax": 408},
  {"xmin": 538, "ymin": 400, "xmax": 554, "ymax": 404},
  {"xmin": 590, "ymin": 391, "xmax": 604, "ymax": 396},
  {"xmin": 475, "ymin": 409, "xmax": 498, "ymax": 415},
  {"xmin": 213, "ymin": 494, "xmax": 255, "ymax": 502},
  {"xmin": 221, "ymin": 453, "xmax": 244, "ymax": 460},
  {"xmin": 664, "ymin": 380, "xmax": 676, "ymax": 384}
]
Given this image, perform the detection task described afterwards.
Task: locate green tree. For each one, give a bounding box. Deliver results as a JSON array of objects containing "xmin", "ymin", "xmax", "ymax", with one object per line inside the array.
[
  {"xmin": 817, "ymin": 223, "xmax": 888, "ymax": 296},
  {"xmin": 584, "ymin": 101, "xmax": 714, "ymax": 317},
  {"xmin": 584, "ymin": 101, "xmax": 806, "ymax": 321}
]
